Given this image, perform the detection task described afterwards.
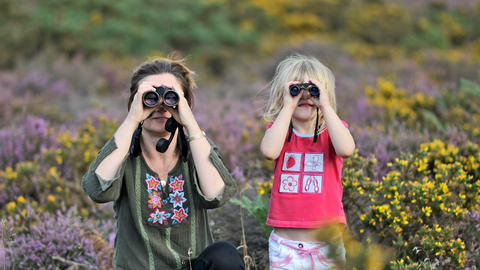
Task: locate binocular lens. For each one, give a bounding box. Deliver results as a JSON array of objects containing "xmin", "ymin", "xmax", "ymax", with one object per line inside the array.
[
  {"xmin": 164, "ymin": 92, "xmax": 179, "ymax": 106},
  {"xmin": 142, "ymin": 87, "xmax": 180, "ymax": 107},
  {"xmin": 289, "ymin": 84, "xmax": 319, "ymax": 97},
  {"xmin": 290, "ymin": 85, "xmax": 301, "ymax": 96},
  {"xmin": 310, "ymin": 86, "xmax": 319, "ymax": 96},
  {"xmin": 143, "ymin": 92, "xmax": 159, "ymax": 107}
]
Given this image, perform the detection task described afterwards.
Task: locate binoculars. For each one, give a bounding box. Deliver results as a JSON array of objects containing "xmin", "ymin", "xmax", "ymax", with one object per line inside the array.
[
  {"xmin": 289, "ymin": 83, "xmax": 319, "ymax": 97},
  {"xmin": 143, "ymin": 86, "xmax": 180, "ymax": 107}
]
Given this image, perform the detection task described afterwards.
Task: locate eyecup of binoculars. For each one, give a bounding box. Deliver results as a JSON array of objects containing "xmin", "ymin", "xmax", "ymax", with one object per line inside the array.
[
  {"xmin": 289, "ymin": 83, "xmax": 319, "ymax": 97},
  {"xmin": 142, "ymin": 86, "xmax": 180, "ymax": 107}
]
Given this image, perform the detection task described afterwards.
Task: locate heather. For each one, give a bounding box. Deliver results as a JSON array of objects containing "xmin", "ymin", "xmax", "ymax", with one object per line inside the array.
[{"xmin": 1, "ymin": 0, "xmax": 480, "ymax": 269}]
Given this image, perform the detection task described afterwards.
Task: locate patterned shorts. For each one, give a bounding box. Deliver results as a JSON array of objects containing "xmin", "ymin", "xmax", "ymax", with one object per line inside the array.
[{"xmin": 269, "ymin": 230, "xmax": 346, "ymax": 270}]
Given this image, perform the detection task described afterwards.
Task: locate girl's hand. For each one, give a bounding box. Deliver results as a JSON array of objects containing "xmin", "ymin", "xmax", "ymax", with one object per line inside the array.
[
  {"xmin": 309, "ymin": 78, "xmax": 331, "ymax": 109},
  {"xmin": 283, "ymin": 80, "xmax": 304, "ymax": 110},
  {"xmin": 127, "ymin": 81, "xmax": 162, "ymax": 125}
]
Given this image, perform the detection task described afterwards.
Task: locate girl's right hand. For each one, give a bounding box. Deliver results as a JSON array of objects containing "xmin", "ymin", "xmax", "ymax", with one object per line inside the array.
[
  {"xmin": 283, "ymin": 81, "xmax": 303, "ymax": 110},
  {"xmin": 126, "ymin": 81, "xmax": 162, "ymax": 125}
]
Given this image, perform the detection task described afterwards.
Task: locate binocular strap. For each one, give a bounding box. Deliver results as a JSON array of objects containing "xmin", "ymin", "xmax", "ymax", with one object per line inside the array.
[
  {"xmin": 130, "ymin": 122, "xmax": 144, "ymax": 157},
  {"xmin": 287, "ymin": 107, "xmax": 319, "ymax": 143}
]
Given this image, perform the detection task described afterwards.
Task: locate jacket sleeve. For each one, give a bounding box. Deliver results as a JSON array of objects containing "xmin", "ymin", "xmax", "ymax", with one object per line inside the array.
[
  {"xmin": 81, "ymin": 135, "xmax": 128, "ymax": 204},
  {"xmin": 192, "ymin": 137, "xmax": 238, "ymax": 209}
]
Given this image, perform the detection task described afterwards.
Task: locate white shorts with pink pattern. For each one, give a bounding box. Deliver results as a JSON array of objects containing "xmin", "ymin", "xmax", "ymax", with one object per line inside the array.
[{"xmin": 269, "ymin": 230, "xmax": 346, "ymax": 270}]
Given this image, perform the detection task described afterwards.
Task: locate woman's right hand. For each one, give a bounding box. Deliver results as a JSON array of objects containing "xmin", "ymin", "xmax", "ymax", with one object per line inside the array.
[{"xmin": 126, "ymin": 81, "xmax": 162, "ymax": 125}]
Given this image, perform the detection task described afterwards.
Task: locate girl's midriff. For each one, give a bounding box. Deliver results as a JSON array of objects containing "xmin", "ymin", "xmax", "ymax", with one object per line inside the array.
[{"xmin": 274, "ymin": 223, "xmax": 342, "ymax": 242}]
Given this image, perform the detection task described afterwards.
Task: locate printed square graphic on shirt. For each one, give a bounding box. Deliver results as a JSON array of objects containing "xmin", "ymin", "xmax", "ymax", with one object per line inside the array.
[
  {"xmin": 304, "ymin": 153, "xmax": 324, "ymax": 173},
  {"xmin": 302, "ymin": 174, "xmax": 323, "ymax": 194},
  {"xmin": 279, "ymin": 174, "xmax": 300, "ymax": 193},
  {"xmin": 282, "ymin": 152, "xmax": 302, "ymax": 172}
]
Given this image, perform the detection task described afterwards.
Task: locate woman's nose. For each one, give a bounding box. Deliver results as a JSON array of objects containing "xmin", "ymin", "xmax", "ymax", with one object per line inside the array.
[{"xmin": 156, "ymin": 103, "xmax": 167, "ymax": 111}]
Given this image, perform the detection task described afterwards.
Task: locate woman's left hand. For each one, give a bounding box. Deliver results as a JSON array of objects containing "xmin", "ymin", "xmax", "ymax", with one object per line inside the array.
[
  {"xmin": 160, "ymin": 83, "xmax": 197, "ymax": 129},
  {"xmin": 309, "ymin": 78, "xmax": 331, "ymax": 110}
]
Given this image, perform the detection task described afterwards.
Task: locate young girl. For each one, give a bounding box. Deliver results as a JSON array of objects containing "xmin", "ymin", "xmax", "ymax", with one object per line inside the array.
[{"xmin": 260, "ymin": 53, "xmax": 355, "ymax": 270}]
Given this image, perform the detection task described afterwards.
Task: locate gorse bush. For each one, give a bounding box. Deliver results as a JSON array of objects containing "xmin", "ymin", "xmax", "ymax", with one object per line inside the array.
[
  {"xmin": 0, "ymin": 115, "xmax": 118, "ymax": 216},
  {"xmin": 0, "ymin": 115, "xmax": 118, "ymax": 268},
  {"xmin": 343, "ymin": 139, "xmax": 480, "ymax": 268},
  {"xmin": 346, "ymin": 1, "xmax": 413, "ymax": 45},
  {"xmin": 358, "ymin": 78, "xmax": 480, "ymax": 181},
  {"xmin": 365, "ymin": 77, "xmax": 436, "ymax": 126}
]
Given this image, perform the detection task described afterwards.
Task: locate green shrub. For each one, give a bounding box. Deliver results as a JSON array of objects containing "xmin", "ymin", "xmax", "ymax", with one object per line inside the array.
[
  {"xmin": 0, "ymin": 0, "xmax": 272, "ymax": 73},
  {"xmin": 230, "ymin": 180, "xmax": 273, "ymax": 239},
  {"xmin": 343, "ymin": 139, "xmax": 480, "ymax": 268}
]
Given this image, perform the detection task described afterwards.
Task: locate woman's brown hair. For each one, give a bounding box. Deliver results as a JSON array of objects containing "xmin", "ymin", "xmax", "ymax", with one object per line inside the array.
[{"xmin": 127, "ymin": 54, "xmax": 196, "ymax": 111}]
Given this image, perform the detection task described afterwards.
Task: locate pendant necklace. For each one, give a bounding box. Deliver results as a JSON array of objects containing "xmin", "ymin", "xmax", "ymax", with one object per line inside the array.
[{"xmin": 143, "ymin": 146, "xmax": 177, "ymax": 188}]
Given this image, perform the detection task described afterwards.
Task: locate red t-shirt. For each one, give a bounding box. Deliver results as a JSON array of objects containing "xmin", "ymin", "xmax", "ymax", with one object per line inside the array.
[{"xmin": 266, "ymin": 122, "xmax": 347, "ymax": 229}]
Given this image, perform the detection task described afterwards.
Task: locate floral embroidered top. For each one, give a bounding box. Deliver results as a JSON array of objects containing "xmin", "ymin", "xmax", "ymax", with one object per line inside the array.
[
  {"xmin": 266, "ymin": 121, "xmax": 348, "ymax": 229},
  {"xmin": 82, "ymin": 135, "xmax": 238, "ymax": 270}
]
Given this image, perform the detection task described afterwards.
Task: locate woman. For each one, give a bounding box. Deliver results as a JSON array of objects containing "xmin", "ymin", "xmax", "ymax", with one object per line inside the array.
[{"xmin": 82, "ymin": 56, "xmax": 244, "ymax": 270}]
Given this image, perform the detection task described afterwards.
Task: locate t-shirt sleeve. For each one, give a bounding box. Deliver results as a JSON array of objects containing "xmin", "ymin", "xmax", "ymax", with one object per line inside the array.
[
  {"xmin": 266, "ymin": 122, "xmax": 274, "ymax": 132},
  {"xmin": 81, "ymin": 135, "xmax": 127, "ymax": 203}
]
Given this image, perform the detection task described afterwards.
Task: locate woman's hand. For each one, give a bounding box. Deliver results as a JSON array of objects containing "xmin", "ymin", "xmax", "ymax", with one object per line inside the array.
[
  {"xmin": 126, "ymin": 81, "xmax": 163, "ymax": 125},
  {"xmin": 160, "ymin": 83, "xmax": 197, "ymax": 129}
]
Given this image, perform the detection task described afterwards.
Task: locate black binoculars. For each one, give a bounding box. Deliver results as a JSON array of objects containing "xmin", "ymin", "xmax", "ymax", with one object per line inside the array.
[
  {"xmin": 289, "ymin": 83, "xmax": 319, "ymax": 97},
  {"xmin": 143, "ymin": 86, "xmax": 180, "ymax": 107}
]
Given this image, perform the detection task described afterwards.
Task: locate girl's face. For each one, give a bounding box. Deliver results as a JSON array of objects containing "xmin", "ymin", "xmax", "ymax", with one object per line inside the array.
[
  {"xmin": 291, "ymin": 75, "xmax": 318, "ymax": 127},
  {"xmin": 141, "ymin": 73, "xmax": 184, "ymax": 137}
]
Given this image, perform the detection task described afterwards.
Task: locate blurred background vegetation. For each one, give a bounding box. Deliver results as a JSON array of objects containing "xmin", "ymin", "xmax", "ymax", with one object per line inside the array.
[{"xmin": 1, "ymin": 0, "xmax": 480, "ymax": 269}]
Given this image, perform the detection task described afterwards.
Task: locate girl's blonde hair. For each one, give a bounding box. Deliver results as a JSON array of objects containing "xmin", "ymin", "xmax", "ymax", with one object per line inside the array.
[{"xmin": 262, "ymin": 53, "xmax": 337, "ymax": 134}]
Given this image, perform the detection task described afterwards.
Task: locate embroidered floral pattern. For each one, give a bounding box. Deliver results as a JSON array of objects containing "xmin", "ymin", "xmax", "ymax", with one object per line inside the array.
[
  {"xmin": 169, "ymin": 191, "xmax": 187, "ymax": 208},
  {"xmin": 169, "ymin": 176, "xmax": 184, "ymax": 192},
  {"xmin": 146, "ymin": 173, "xmax": 161, "ymax": 190},
  {"xmin": 171, "ymin": 207, "xmax": 188, "ymax": 224},
  {"xmin": 147, "ymin": 190, "xmax": 163, "ymax": 209},
  {"xmin": 148, "ymin": 209, "xmax": 170, "ymax": 224},
  {"xmin": 282, "ymin": 176, "xmax": 298, "ymax": 192},
  {"xmin": 145, "ymin": 173, "xmax": 189, "ymax": 225}
]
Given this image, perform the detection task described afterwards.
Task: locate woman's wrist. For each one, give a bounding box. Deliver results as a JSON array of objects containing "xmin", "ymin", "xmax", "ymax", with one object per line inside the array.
[
  {"xmin": 184, "ymin": 122, "xmax": 202, "ymax": 137},
  {"xmin": 122, "ymin": 116, "xmax": 143, "ymax": 131},
  {"xmin": 188, "ymin": 131, "xmax": 206, "ymax": 141}
]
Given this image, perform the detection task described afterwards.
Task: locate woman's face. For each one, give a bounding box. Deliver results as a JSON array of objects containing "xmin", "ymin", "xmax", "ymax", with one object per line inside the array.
[{"xmin": 141, "ymin": 73, "xmax": 184, "ymax": 137}]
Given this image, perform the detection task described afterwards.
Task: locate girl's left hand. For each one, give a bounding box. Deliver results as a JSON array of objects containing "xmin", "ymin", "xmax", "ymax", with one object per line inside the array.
[{"xmin": 309, "ymin": 78, "xmax": 331, "ymax": 109}]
